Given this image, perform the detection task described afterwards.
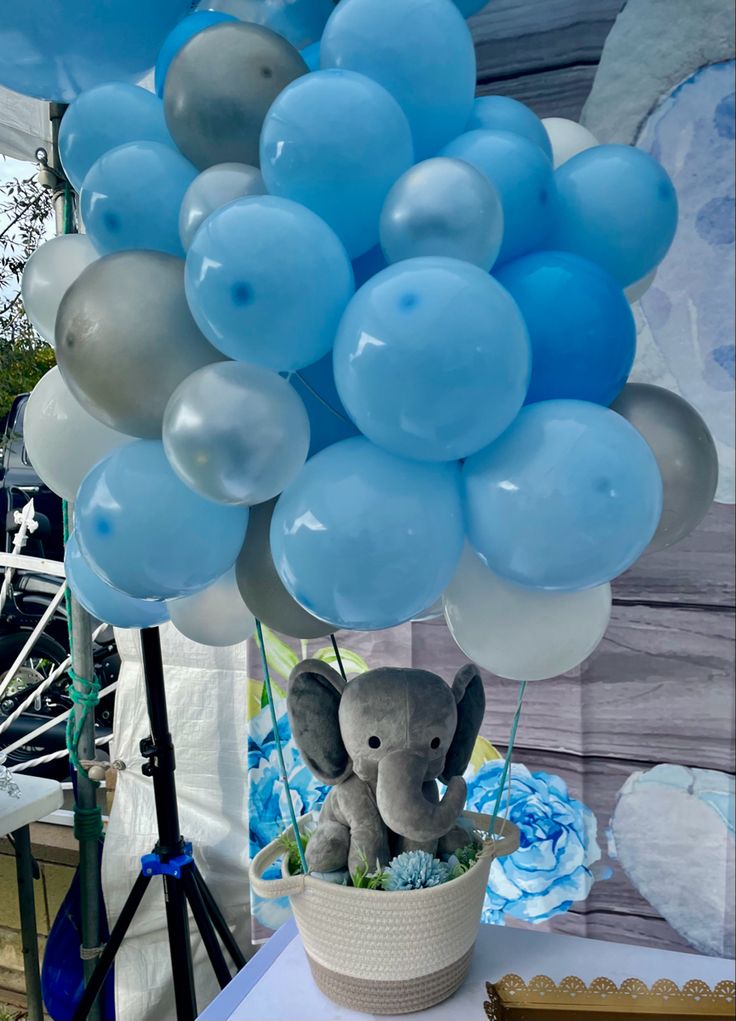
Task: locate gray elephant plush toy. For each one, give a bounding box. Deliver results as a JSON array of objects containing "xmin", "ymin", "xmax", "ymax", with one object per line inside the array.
[{"xmin": 286, "ymin": 659, "xmax": 485, "ymax": 876}]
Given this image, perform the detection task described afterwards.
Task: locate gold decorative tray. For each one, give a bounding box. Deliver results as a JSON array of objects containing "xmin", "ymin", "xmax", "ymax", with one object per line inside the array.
[{"xmin": 484, "ymin": 974, "xmax": 736, "ymax": 1020}]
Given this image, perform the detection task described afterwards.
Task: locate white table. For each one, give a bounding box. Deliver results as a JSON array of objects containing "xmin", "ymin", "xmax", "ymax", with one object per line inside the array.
[
  {"xmin": 0, "ymin": 773, "xmax": 63, "ymax": 1021},
  {"xmin": 197, "ymin": 917, "xmax": 735, "ymax": 1020}
]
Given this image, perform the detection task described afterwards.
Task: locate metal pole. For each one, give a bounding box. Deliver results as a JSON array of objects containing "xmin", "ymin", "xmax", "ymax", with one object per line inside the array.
[{"xmin": 13, "ymin": 826, "xmax": 43, "ymax": 1021}]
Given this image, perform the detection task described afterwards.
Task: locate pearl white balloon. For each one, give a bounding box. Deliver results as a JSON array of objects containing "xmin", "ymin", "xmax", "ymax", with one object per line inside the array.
[
  {"xmin": 24, "ymin": 367, "xmax": 133, "ymax": 502},
  {"xmin": 625, "ymin": 268, "xmax": 657, "ymax": 303},
  {"xmin": 179, "ymin": 163, "xmax": 265, "ymax": 250},
  {"xmin": 168, "ymin": 567, "xmax": 256, "ymax": 646},
  {"xmin": 21, "ymin": 234, "xmax": 98, "ymax": 346},
  {"xmin": 541, "ymin": 117, "xmax": 599, "ymax": 168},
  {"xmin": 443, "ymin": 545, "xmax": 612, "ymax": 681}
]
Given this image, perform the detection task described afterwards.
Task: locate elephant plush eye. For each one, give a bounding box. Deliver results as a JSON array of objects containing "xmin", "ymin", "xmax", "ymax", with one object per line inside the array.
[
  {"xmin": 368, "ymin": 735, "xmax": 381, "ymax": 749},
  {"xmin": 430, "ymin": 737, "xmax": 441, "ymax": 749}
]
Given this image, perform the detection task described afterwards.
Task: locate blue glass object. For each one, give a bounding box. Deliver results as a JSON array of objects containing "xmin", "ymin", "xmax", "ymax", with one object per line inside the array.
[
  {"xmin": 59, "ymin": 83, "xmax": 175, "ymax": 192},
  {"xmin": 494, "ymin": 250, "xmax": 636, "ymax": 406},
  {"xmin": 333, "ymin": 257, "xmax": 530, "ymax": 461},
  {"xmin": 442, "ymin": 129, "xmax": 555, "ymax": 264},
  {"xmin": 65, "ymin": 533, "xmax": 169, "ymax": 630},
  {"xmin": 270, "ymin": 437, "xmax": 464, "ymax": 629},
  {"xmin": 260, "ymin": 69, "xmax": 414, "ymax": 257},
  {"xmin": 155, "ymin": 11, "xmax": 237, "ymax": 96},
  {"xmin": 80, "ymin": 141, "xmax": 197, "ymax": 257},
  {"xmin": 185, "ymin": 195, "xmax": 354, "ymax": 370},
  {"xmin": 288, "ymin": 355, "xmax": 359, "ymax": 457},
  {"xmin": 75, "ymin": 441, "xmax": 248, "ymax": 600},
  {"xmin": 467, "ymin": 96, "xmax": 552, "ymax": 161},
  {"xmin": 463, "ymin": 400, "xmax": 663, "ymax": 591},
  {"xmin": 320, "ymin": 0, "xmax": 476, "ymax": 159},
  {"xmin": 551, "ymin": 144, "xmax": 678, "ymax": 287}
]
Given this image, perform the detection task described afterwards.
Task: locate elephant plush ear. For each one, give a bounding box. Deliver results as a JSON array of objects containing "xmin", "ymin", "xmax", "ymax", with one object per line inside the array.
[
  {"xmin": 287, "ymin": 659, "xmax": 352, "ymax": 784},
  {"xmin": 440, "ymin": 664, "xmax": 486, "ymax": 783}
]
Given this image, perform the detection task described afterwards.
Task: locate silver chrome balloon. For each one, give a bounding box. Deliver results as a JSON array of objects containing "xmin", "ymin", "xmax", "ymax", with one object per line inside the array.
[
  {"xmin": 163, "ymin": 21, "xmax": 307, "ymax": 169},
  {"xmin": 55, "ymin": 250, "xmax": 222, "ymax": 438},
  {"xmin": 236, "ymin": 499, "xmax": 334, "ymax": 639},
  {"xmin": 611, "ymin": 383, "xmax": 718, "ymax": 552}
]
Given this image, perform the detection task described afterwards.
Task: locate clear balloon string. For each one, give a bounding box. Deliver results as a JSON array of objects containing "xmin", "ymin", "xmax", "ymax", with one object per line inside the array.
[
  {"xmin": 255, "ymin": 619, "xmax": 308, "ymax": 875},
  {"xmin": 292, "ymin": 371, "xmax": 353, "ymax": 425},
  {"xmin": 488, "ymin": 680, "xmax": 527, "ymax": 838}
]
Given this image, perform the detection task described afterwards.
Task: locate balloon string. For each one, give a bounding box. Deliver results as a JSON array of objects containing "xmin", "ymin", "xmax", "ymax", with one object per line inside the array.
[
  {"xmin": 291, "ymin": 371, "xmax": 353, "ymax": 426},
  {"xmin": 488, "ymin": 681, "xmax": 527, "ymax": 838},
  {"xmin": 330, "ymin": 633, "xmax": 347, "ymax": 681},
  {"xmin": 255, "ymin": 619, "xmax": 308, "ymax": 875}
]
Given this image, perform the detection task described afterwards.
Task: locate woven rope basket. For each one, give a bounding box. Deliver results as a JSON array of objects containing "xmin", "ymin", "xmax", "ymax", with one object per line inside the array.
[{"xmin": 250, "ymin": 810, "xmax": 520, "ymax": 1014}]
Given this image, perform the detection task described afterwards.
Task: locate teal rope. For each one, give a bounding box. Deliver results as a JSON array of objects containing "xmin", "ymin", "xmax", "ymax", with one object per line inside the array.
[
  {"xmin": 488, "ymin": 681, "xmax": 527, "ymax": 838},
  {"xmin": 255, "ymin": 620, "xmax": 308, "ymax": 875}
]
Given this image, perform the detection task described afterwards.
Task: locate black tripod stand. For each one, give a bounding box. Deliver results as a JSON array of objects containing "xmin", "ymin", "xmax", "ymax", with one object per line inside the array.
[{"xmin": 71, "ymin": 627, "xmax": 247, "ymax": 1021}]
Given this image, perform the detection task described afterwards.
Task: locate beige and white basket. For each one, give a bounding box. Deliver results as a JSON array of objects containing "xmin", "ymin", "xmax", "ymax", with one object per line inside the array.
[{"xmin": 250, "ymin": 810, "xmax": 520, "ymax": 1015}]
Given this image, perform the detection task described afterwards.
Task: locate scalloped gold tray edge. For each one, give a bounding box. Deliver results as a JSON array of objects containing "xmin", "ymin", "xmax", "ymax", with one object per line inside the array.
[{"xmin": 483, "ymin": 974, "xmax": 736, "ymax": 1019}]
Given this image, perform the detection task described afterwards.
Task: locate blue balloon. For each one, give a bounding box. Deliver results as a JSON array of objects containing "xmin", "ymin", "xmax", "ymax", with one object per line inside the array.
[
  {"xmin": 467, "ymin": 96, "xmax": 552, "ymax": 161},
  {"xmin": 59, "ymin": 83, "xmax": 175, "ymax": 192},
  {"xmin": 65, "ymin": 533, "xmax": 170, "ymax": 630},
  {"xmin": 270, "ymin": 437, "xmax": 464, "ymax": 630},
  {"xmin": 453, "ymin": 0, "xmax": 490, "ymax": 14},
  {"xmin": 155, "ymin": 11, "xmax": 238, "ymax": 96},
  {"xmin": 288, "ymin": 356, "xmax": 359, "ymax": 457},
  {"xmin": 300, "ymin": 41, "xmax": 321, "ymax": 71},
  {"xmin": 494, "ymin": 251, "xmax": 636, "ymax": 406},
  {"xmin": 185, "ymin": 195, "xmax": 354, "ymax": 369},
  {"xmin": 80, "ymin": 141, "xmax": 197, "ymax": 257},
  {"xmin": 75, "ymin": 441, "xmax": 248, "ymax": 600},
  {"xmin": 320, "ymin": 0, "xmax": 476, "ymax": 159},
  {"xmin": 203, "ymin": 0, "xmax": 333, "ymax": 49},
  {"xmin": 0, "ymin": 0, "xmax": 191, "ymax": 102},
  {"xmin": 334, "ymin": 257, "xmax": 530, "ymax": 461},
  {"xmin": 352, "ymin": 245, "xmax": 388, "ymax": 288},
  {"xmin": 463, "ymin": 400, "xmax": 663, "ymax": 591},
  {"xmin": 442, "ymin": 130, "xmax": 555, "ymax": 264},
  {"xmin": 551, "ymin": 144, "xmax": 679, "ymax": 287},
  {"xmin": 260, "ymin": 69, "xmax": 413, "ymax": 257}
]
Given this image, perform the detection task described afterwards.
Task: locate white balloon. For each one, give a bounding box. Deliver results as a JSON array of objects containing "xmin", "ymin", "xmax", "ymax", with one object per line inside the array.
[
  {"xmin": 179, "ymin": 162, "xmax": 265, "ymax": 250},
  {"xmin": 168, "ymin": 567, "xmax": 256, "ymax": 647},
  {"xmin": 625, "ymin": 268, "xmax": 657, "ymax": 303},
  {"xmin": 443, "ymin": 546, "xmax": 612, "ymax": 681},
  {"xmin": 21, "ymin": 234, "xmax": 98, "ymax": 346},
  {"xmin": 24, "ymin": 367, "xmax": 133, "ymax": 502},
  {"xmin": 541, "ymin": 117, "xmax": 599, "ymax": 168}
]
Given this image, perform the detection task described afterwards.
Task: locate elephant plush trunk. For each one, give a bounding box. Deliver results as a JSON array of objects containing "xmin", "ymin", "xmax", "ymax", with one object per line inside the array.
[{"xmin": 376, "ymin": 749, "xmax": 467, "ymax": 843}]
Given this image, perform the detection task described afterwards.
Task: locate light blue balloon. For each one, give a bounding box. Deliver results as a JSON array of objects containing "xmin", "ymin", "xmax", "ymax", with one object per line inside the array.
[
  {"xmin": 334, "ymin": 257, "xmax": 530, "ymax": 461},
  {"xmin": 467, "ymin": 96, "xmax": 552, "ymax": 161},
  {"xmin": 65, "ymin": 533, "xmax": 169, "ymax": 630},
  {"xmin": 463, "ymin": 400, "xmax": 663, "ymax": 591},
  {"xmin": 452, "ymin": 0, "xmax": 490, "ymax": 15},
  {"xmin": 379, "ymin": 157, "xmax": 504, "ymax": 269},
  {"xmin": 75, "ymin": 440, "xmax": 248, "ymax": 600},
  {"xmin": 185, "ymin": 195, "xmax": 354, "ymax": 370},
  {"xmin": 494, "ymin": 251, "xmax": 636, "ymax": 406},
  {"xmin": 320, "ymin": 0, "xmax": 476, "ymax": 160},
  {"xmin": 270, "ymin": 437, "xmax": 464, "ymax": 630},
  {"xmin": 288, "ymin": 355, "xmax": 359, "ymax": 458},
  {"xmin": 59, "ymin": 84, "xmax": 175, "ymax": 193},
  {"xmin": 155, "ymin": 11, "xmax": 238, "ymax": 96},
  {"xmin": 551, "ymin": 144, "xmax": 679, "ymax": 287},
  {"xmin": 442, "ymin": 129, "xmax": 556, "ymax": 265},
  {"xmin": 260, "ymin": 69, "xmax": 413, "ymax": 257},
  {"xmin": 80, "ymin": 141, "xmax": 197, "ymax": 257},
  {"xmin": 300, "ymin": 41, "xmax": 320, "ymax": 71},
  {"xmin": 202, "ymin": 0, "xmax": 333, "ymax": 49},
  {"xmin": 0, "ymin": 0, "xmax": 191, "ymax": 102}
]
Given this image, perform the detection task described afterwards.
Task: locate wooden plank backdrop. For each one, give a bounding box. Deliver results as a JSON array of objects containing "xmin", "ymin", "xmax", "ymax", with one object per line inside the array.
[{"xmin": 424, "ymin": 0, "xmax": 736, "ymax": 953}]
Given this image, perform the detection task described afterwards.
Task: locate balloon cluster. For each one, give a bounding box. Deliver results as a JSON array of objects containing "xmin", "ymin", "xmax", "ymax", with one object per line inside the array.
[{"xmin": 11, "ymin": 0, "xmax": 718, "ymax": 674}]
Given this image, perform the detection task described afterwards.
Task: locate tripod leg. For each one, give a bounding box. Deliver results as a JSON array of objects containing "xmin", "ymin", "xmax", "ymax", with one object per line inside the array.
[
  {"xmin": 182, "ymin": 868, "xmax": 232, "ymax": 989},
  {"xmin": 71, "ymin": 872, "xmax": 152, "ymax": 1021},
  {"xmin": 163, "ymin": 871, "xmax": 198, "ymax": 1021},
  {"xmin": 191, "ymin": 862, "xmax": 247, "ymax": 970}
]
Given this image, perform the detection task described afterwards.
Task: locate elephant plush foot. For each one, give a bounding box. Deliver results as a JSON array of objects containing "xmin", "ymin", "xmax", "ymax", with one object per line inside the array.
[
  {"xmin": 347, "ymin": 825, "xmax": 391, "ymax": 877},
  {"xmin": 305, "ymin": 819, "xmax": 351, "ymax": 873}
]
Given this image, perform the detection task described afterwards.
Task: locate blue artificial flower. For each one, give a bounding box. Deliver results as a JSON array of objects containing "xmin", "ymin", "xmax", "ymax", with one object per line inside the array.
[
  {"xmin": 464, "ymin": 760, "xmax": 603, "ymax": 925},
  {"xmin": 382, "ymin": 850, "xmax": 451, "ymax": 891}
]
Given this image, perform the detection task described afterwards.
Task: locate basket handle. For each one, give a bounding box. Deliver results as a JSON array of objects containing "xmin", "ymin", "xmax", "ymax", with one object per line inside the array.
[
  {"xmin": 250, "ymin": 834, "xmax": 306, "ymax": 899},
  {"xmin": 463, "ymin": 810, "xmax": 521, "ymax": 858}
]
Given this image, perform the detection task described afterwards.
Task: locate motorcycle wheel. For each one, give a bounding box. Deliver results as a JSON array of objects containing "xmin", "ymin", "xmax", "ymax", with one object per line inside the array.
[{"xmin": 0, "ymin": 631, "xmax": 68, "ymax": 700}]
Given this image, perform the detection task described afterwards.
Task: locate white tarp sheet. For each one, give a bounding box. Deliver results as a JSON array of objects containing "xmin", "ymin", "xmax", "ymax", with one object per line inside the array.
[
  {"xmin": 103, "ymin": 625, "xmax": 253, "ymax": 1021},
  {"xmin": 0, "ymin": 87, "xmax": 51, "ymax": 161}
]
